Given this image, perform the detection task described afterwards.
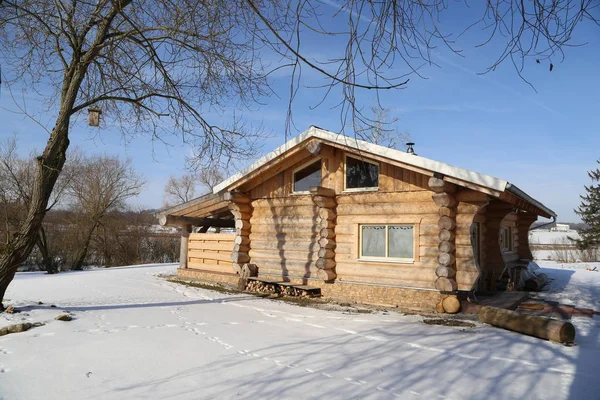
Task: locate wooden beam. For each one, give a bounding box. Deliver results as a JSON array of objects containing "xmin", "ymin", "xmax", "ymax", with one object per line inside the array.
[
  {"xmin": 180, "ymin": 224, "xmax": 192, "ymax": 269},
  {"xmin": 159, "ymin": 215, "xmax": 234, "ymax": 228}
]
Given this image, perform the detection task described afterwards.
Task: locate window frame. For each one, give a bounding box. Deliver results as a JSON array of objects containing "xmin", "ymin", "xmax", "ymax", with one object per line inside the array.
[
  {"xmin": 358, "ymin": 223, "xmax": 417, "ymax": 263},
  {"xmin": 500, "ymin": 226, "xmax": 514, "ymax": 253},
  {"xmin": 291, "ymin": 158, "xmax": 322, "ymax": 194},
  {"xmin": 343, "ymin": 154, "xmax": 379, "ymax": 192}
]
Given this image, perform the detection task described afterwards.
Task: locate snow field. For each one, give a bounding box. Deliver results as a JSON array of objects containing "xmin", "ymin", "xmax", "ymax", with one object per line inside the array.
[{"xmin": 0, "ymin": 261, "xmax": 599, "ymax": 399}]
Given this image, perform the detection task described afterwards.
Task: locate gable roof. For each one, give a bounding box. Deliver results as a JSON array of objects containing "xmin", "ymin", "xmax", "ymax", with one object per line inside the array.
[{"xmin": 213, "ymin": 126, "xmax": 555, "ymax": 219}]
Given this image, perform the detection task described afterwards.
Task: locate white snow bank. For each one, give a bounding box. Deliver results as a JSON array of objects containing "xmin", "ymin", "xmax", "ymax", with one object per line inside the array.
[{"xmin": 1, "ymin": 263, "xmax": 599, "ymax": 400}]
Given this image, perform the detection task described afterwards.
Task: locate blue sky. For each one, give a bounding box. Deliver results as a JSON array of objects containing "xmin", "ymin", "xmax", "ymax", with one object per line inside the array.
[{"xmin": 1, "ymin": 3, "xmax": 598, "ymax": 222}]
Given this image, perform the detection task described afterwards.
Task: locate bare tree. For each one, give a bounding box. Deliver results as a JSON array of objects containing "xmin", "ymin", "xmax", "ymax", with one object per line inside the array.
[
  {"xmin": 68, "ymin": 155, "xmax": 144, "ymax": 270},
  {"xmin": 163, "ymin": 175, "xmax": 197, "ymax": 208},
  {"xmin": 356, "ymin": 106, "xmax": 411, "ymax": 150},
  {"xmin": 0, "ymin": 0, "xmax": 597, "ymax": 307}
]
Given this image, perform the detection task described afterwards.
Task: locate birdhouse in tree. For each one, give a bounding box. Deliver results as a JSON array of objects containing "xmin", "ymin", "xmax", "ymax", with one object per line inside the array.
[{"xmin": 88, "ymin": 108, "xmax": 102, "ymax": 127}]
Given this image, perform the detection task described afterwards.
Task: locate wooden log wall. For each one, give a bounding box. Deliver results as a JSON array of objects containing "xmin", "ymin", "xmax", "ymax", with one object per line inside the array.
[
  {"xmin": 455, "ymin": 190, "xmax": 489, "ymax": 291},
  {"xmin": 310, "ymin": 186, "xmax": 337, "ymax": 281},
  {"xmin": 187, "ymin": 233, "xmax": 235, "ymax": 273},
  {"xmin": 480, "ymin": 200, "xmax": 514, "ymax": 289},
  {"xmin": 249, "ymin": 196, "xmax": 320, "ymax": 279},
  {"xmin": 515, "ymin": 212, "xmax": 537, "ymax": 260},
  {"xmin": 226, "ymin": 192, "xmax": 252, "ymax": 273},
  {"xmin": 335, "ymin": 190, "xmax": 438, "ymax": 289}
]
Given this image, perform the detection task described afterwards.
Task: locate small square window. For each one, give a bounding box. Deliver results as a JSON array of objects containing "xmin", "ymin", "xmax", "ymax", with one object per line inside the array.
[
  {"xmin": 346, "ymin": 156, "xmax": 378, "ymax": 189},
  {"xmin": 360, "ymin": 224, "xmax": 414, "ymax": 261},
  {"xmin": 293, "ymin": 160, "xmax": 321, "ymax": 192}
]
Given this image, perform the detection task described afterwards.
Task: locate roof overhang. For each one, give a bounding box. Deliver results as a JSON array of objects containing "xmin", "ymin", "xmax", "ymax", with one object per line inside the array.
[{"xmin": 211, "ymin": 126, "xmax": 556, "ymax": 219}]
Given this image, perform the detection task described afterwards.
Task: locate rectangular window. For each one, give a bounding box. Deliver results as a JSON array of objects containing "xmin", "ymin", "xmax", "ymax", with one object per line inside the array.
[
  {"xmin": 360, "ymin": 224, "xmax": 414, "ymax": 261},
  {"xmin": 293, "ymin": 160, "xmax": 321, "ymax": 193},
  {"xmin": 500, "ymin": 226, "xmax": 513, "ymax": 252},
  {"xmin": 345, "ymin": 156, "xmax": 378, "ymax": 190}
]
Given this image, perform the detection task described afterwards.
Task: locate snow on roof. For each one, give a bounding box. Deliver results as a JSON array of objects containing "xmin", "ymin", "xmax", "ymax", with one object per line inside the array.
[{"xmin": 213, "ymin": 126, "xmax": 556, "ymax": 218}]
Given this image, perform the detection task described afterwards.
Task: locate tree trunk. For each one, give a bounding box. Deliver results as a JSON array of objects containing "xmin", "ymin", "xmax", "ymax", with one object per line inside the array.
[
  {"xmin": 36, "ymin": 227, "xmax": 57, "ymax": 274},
  {"xmin": 0, "ymin": 62, "xmax": 87, "ymax": 309},
  {"xmin": 0, "ymin": 123, "xmax": 70, "ymax": 308},
  {"xmin": 71, "ymin": 221, "xmax": 100, "ymax": 270}
]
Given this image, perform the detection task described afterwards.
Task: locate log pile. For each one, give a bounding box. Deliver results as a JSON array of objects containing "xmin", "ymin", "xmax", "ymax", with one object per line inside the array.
[
  {"xmin": 246, "ymin": 280, "xmax": 318, "ymax": 297},
  {"xmin": 226, "ymin": 191, "xmax": 253, "ymax": 273},
  {"xmin": 310, "ymin": 186, "xmax": 337, "ymax": 281}
]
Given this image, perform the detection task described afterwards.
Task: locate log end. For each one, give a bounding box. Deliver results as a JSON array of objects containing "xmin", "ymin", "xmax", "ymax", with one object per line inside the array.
[{"xmin": 442, "ymin": 296, "xmax": 461, "ymax": 314}]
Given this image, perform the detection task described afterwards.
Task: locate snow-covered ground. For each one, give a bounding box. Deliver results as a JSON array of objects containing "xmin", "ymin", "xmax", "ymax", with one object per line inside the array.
[{"xmin": 1, "ymin": 262, "xmax": 599, "ymax": 400}]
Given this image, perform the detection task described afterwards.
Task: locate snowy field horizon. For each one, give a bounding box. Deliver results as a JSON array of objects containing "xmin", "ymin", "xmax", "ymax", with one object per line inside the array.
[{"xmin": 1, "ymin": 258, "xmax": 600, "ymax": 399}]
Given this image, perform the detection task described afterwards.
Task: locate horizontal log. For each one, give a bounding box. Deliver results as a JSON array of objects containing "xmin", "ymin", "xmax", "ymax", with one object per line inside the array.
[
  {"xmin": 318, "ymin": 248, "xmax": 335, "ymax": 259},
  {"xmin": 455, "ymin": 189, "xmax": 488, "ymax": 203},
  {"xmin": 230, "ymin": 210, "xmax": 251, "ymax": 221},
  {"xmin": 428, "ymin": 177, "xmax": 457, "ymax": 193},
  {"xmin": 478, "ymin": 306, "xmax": 575, "ymax": 343},
  {"xmin": 189, "ymin": 250, "xmax": 233, "ymax": 263},
  {"xmin": 337, "ymin": 202, "xmax": 440, "ymax": 216},
  {"xmin": 160, "ymin": 215, "xmax": 235, "ymax": 228},
  {"xmin": 251, "ymin": 258, "xmax": 318, "ymax": 274},
  {"xmin": 438, "ymin": 216, "xmax": 456, "ymax": 231},
  {"xmin": 320, "ymin": 228, "xmax": 336, "ymax": 239},
  {"xmin": 438, "ymin": 253, "xmax": 456, "ymax": 267},
  {"xmin": 312, "ymin": 196, "xmax": 336, "ymax": 208},
  {"xmin": 248, "ymin": 248, "xmax": 319, "ymax": 261},
  {"xmin": 318, "ymin": 238, "xmax": 337, "ymax": 249},
  {"xmin": 309, "ymin": 186, "xmax": 336, "ymax": 197},
  {"xmin": 316, "ymin": 258, "xmax": 336, "ymax": 270},
  {"xmin": 189, "ymin": 233, "xmax": 235, "ymax": 241},
  {"xmin": 249, "ymin": 224, "xmax": 319, "ymax": 236},
  {"xmin": 317, "ymin": 219, "xmax": 335, "ymax": 229},
  {"xmin": 319, "ymin": 208, "xmax": 337, "ymax": 221},
  {"xmin": 442, "ymin": 296, "xmax": 461, "ymax": 314},
  {"xmin": 435, "ymin": 277, "xmax": 457, "ymax": 292},
  {"xmin": 251, "ymin": 205, "xmax": 318, "ymax": 218},
  {"xmin": 250, "ymin": 216, "xmax": 319, "ymax": 225},
  {"xmin": 335, "ymin": 262, "xmax": 437, "ymax": 281},
  {"xmin": 249, "ymin": 233, "xmax": 319, "ymax": 243},
  {"xmin": 231, "ymin": 251, "xmax": 250, "ymax": 264},
  {"xmin": 232, "ymin": 244, "xmax": 250, "ymax": 253},
  {"xmin": 432, "ymin": 193, "xmax": 457, "ymax": 208},
  {"xmin": 336, "ymin": 190, "xmax": 434, "ymax": 204},
  {"xmin": 317, "ymin": 269, "xmax": 337, "ymax": 281},
  {"xmin": 438, "ymin": 241, "xmax": 455, "ymax": 254},
  {"xmin": 439, "ymin": 207, "xmax": 456, "ymax": 218},
  {"xmin": 234, "ymin": 236, "xmax": 250, "ymax": 246},
  {"xmin": 188, "ymin": 242, "xmax": 234, "ymax": 252},
  {"xmin": 224, "ymin": 191, "xmax": 252, "ymax": 203},
  {"xmin": 435, "ymin": 266, "xmax": 456, "ymax": 278},
  {"xmin": 250, "ymin": 240, "xmax": 318, "ymax": 252},
  {"xmin": 187, "ymin": 261, "xmax": 235, "ymax": 273},
  {"xmin": 235, "ymin": 220, "xmax": 251, "ymax": 231},
  {"xmin": 229, "ymin": 203, "xmax": 252, "ymax": 213},
  {"xmin": 252, "ymin": 196, "xmax": 314, "ymax": 208},
  {"xmin": 439, "ymin": 229, "xmax": 455, "ymax": 242}
]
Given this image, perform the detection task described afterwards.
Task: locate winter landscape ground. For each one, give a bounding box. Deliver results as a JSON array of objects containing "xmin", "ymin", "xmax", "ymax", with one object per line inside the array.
[{"xmin": 1, "ymin": 260, "xmax": 599, "ymax": 400}]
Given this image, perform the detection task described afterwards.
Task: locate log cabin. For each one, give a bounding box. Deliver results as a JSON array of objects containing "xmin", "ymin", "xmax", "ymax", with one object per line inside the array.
[{"xmin": 159, "ymin": 126, "xmax": 556, "ymax": 312}]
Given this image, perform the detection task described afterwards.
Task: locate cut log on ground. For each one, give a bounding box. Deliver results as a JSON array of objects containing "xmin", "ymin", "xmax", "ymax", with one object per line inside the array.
[{"xmin": 478, "ymin": 306, "xmax": 576, "ymax": 343}]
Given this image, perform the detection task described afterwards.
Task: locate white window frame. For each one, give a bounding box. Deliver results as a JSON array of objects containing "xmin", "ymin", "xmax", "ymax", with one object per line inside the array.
[
  {"xmin": 343, "ymin": 154, "xmax": 379, "ymax": 192},
  {"xmin": 358, "ymin": 223, "xmax": 417, "ymax": 263},
  {"xmin": 291, "ymin": 158, "xmax": 322, "ymax": 194}
]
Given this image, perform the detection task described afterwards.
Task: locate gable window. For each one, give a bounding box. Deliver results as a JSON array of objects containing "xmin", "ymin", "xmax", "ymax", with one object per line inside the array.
[
  {"xmin": 293, "ymin": 160, "xmax": 321, "ymax": 193},
  {"xmin": 345, "ymin": 156, "xmax": 379, "ymax": 190},
  {"xmin": 500, "ymin": 226, "xmax": 513, "ymax": 252},
  {"xmin": 360, "ymin": 224, "xmax": 414, "ymax": 261}
]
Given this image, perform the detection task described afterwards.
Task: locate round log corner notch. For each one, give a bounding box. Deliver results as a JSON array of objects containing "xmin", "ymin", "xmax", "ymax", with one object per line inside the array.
[
  {"xmin": 429, "ymin": 176, "xmax": 459, "ymax": 307},
  {"xmin": 227, "ymin": 191, "xmax": 253, "ymax": 274},
  {"xmin": 310, "ymin": 186, "xmax": 337, "ymax": 281}
]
